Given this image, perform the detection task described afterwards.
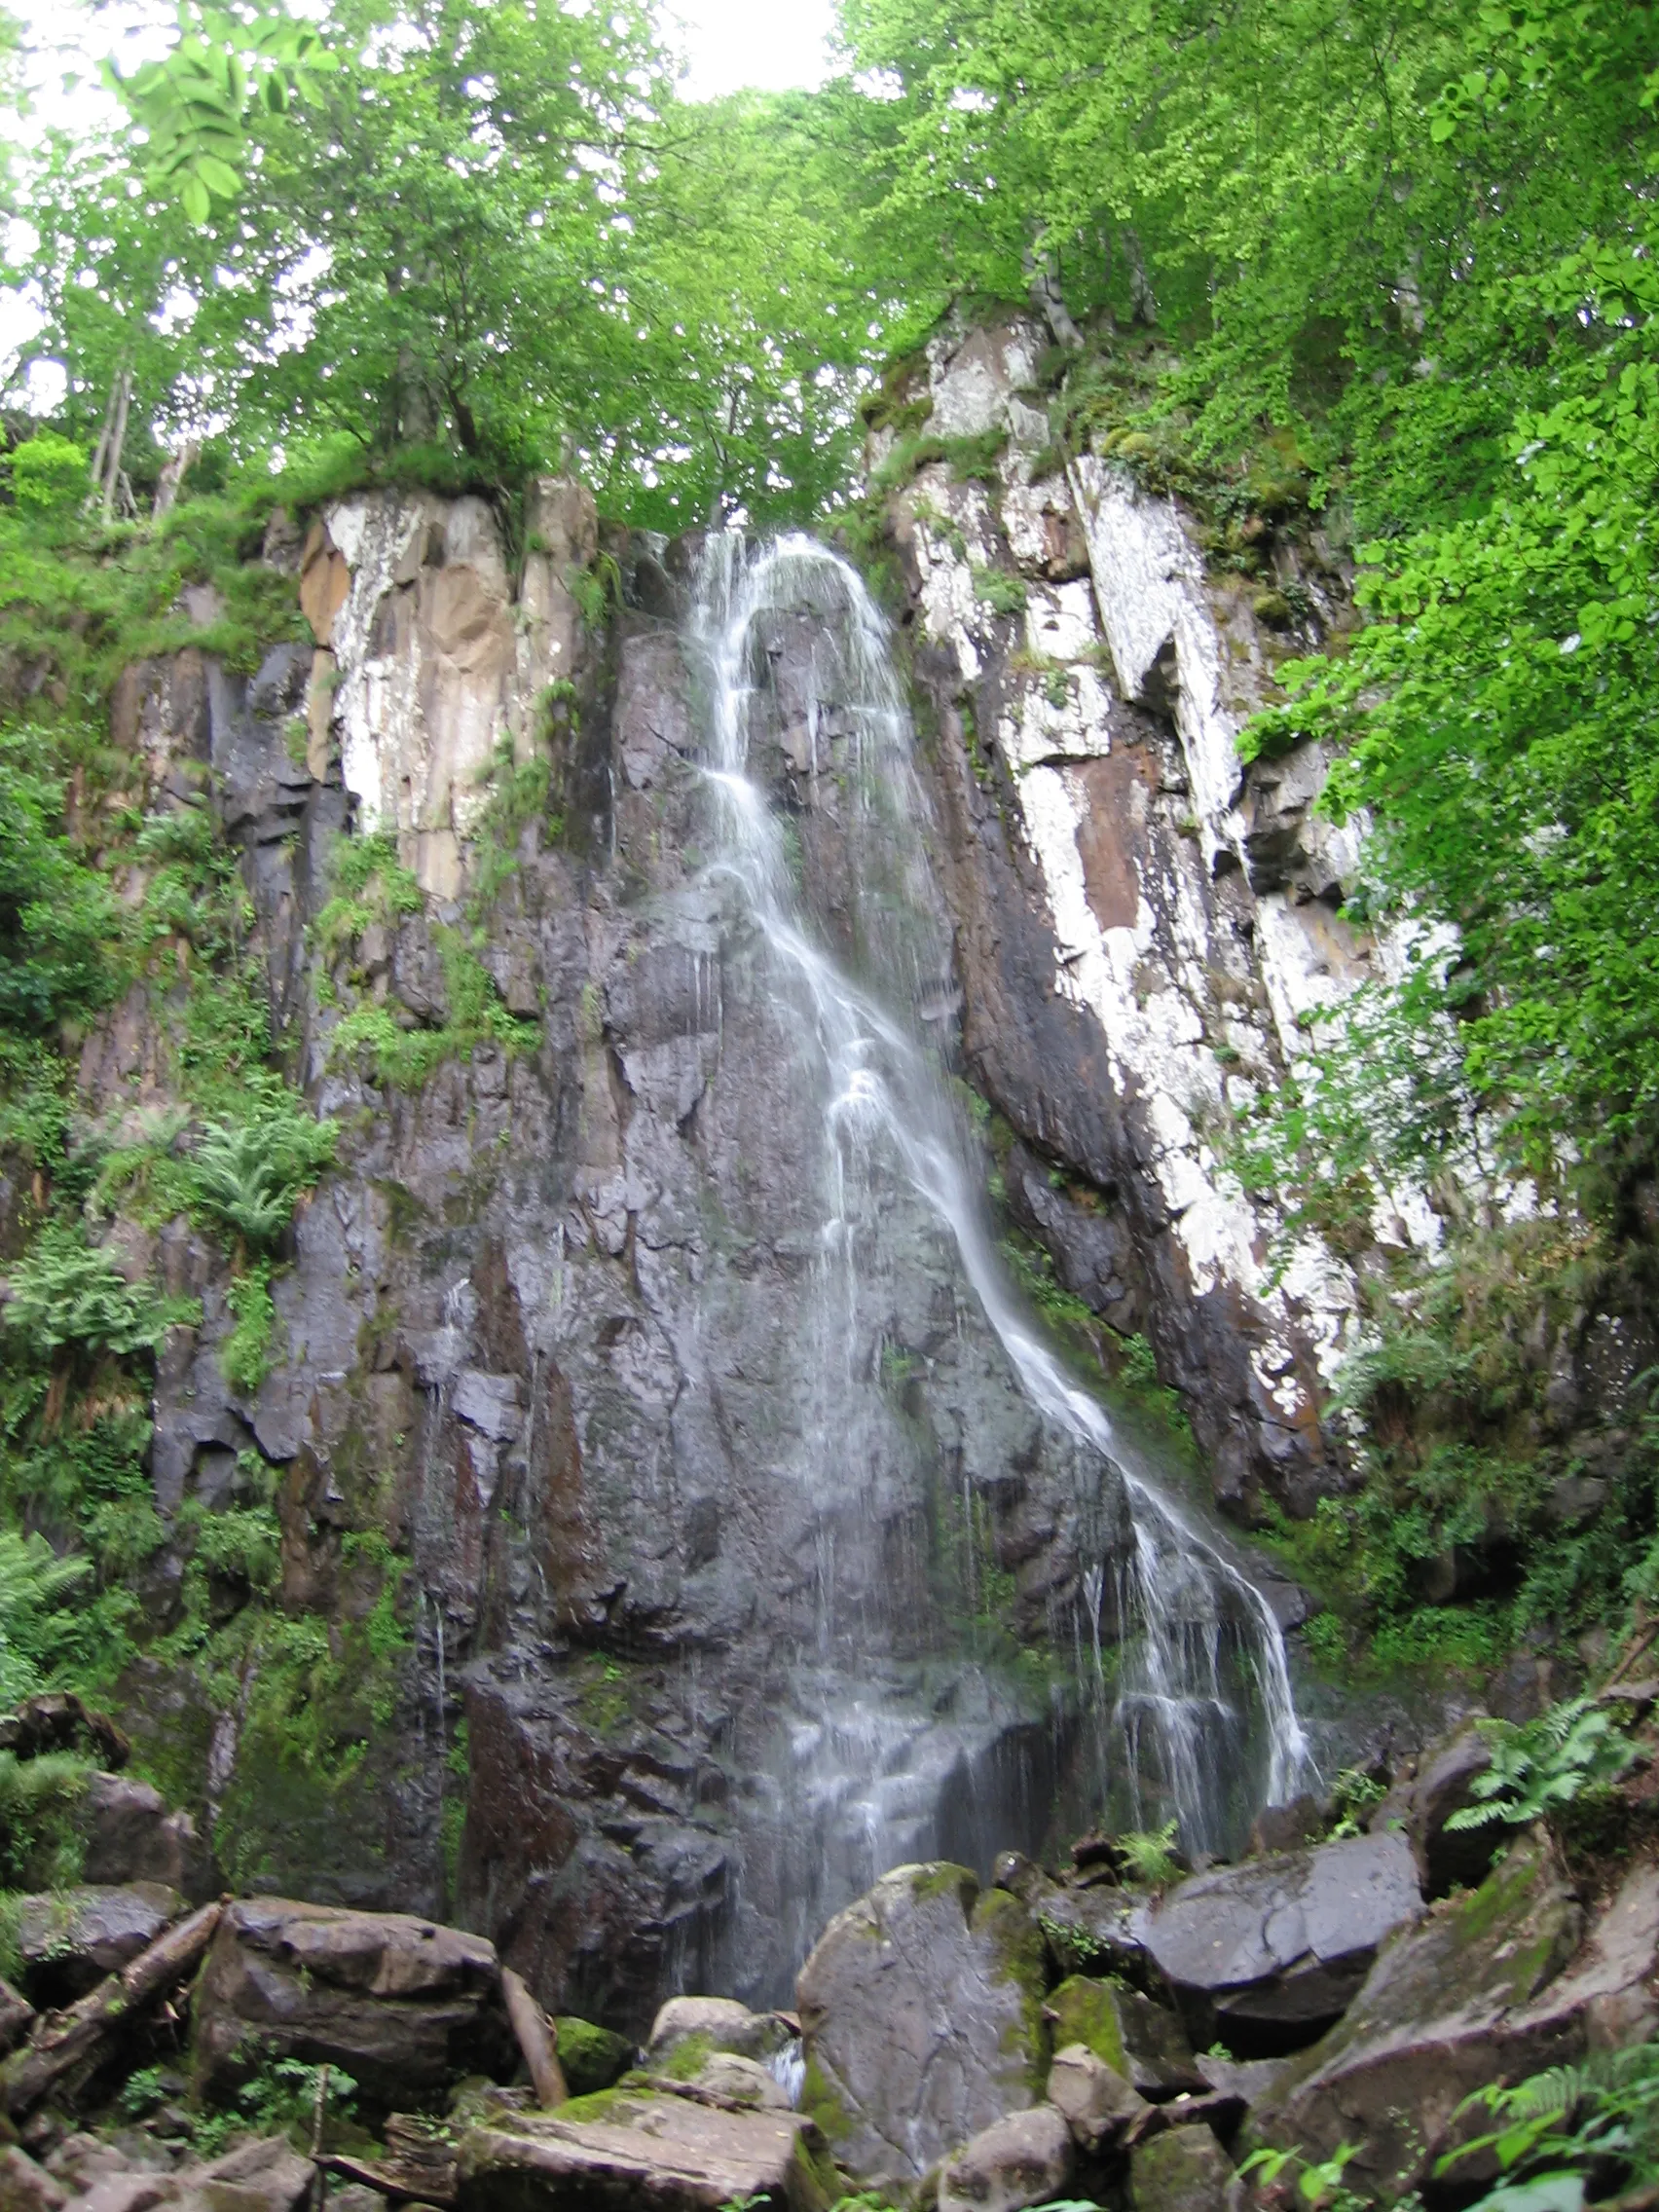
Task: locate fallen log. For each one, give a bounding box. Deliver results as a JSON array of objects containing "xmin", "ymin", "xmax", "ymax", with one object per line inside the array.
[
  {"xmin": 1, "ymin": 1898, "xmax": 222, "ymax": 2115},
  {"xmin": 501, "ymin": 1968, "xmax": 567, "ymax": 2109}
]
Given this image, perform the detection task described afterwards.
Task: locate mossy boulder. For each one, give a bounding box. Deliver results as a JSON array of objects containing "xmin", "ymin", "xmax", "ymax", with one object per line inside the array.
[
  {"xmin": 795, "ymin": 1862, "xmax": 1050, "ymax": 2188},
  {"xmin": 1045, "ymin": 1974, "xmax": 1201, "ymax": 2096},
  {"xmin": 556, "ymin": 2015, "xmax": 633, "ymax": 2096}
]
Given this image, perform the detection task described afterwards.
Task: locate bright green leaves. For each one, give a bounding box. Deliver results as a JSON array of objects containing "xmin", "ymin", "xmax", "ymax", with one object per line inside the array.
[
  {"xmin": 104, "ymin": 2, "xmax": 333, "ymax": 225},
  {"xmin": 2, "ymin": 1226, "xmax": 200, "ymax": 1358}
]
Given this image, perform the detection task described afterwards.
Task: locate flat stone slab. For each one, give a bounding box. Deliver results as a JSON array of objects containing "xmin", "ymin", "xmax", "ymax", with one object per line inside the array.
[{"xmin": 456, "ymin": 2085, "xmax": 831, "ymax": 2212}]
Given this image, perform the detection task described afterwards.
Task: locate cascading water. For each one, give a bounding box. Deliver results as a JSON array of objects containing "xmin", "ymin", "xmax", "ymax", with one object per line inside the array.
[{"xmin": 683, "ymin": 530, "xmax": 1309, "ymax": 1964}]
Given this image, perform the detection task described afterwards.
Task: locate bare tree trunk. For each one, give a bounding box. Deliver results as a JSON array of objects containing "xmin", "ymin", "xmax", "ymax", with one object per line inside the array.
[
  {"xmin": 2, "ymin": 1899, "xmax": 222, "ymax": 2115},
  {"xmin": 1123, "ymin": 229, "xmax": 1158, "ymax": 326},
  {"xmin": 152, "ymin": 441, "xmax": 200, "ymax": 519},
  {"xmin": 100, "ymin": 369, "xmax": 133, "ymax": 520},
  {"xmin": 1025, "ymin": 243, "xmax": 1084, "ymax": 350},
  {"xmin": 501, "ymin": 1968, "xmax": 567, "ymax": 2108}
]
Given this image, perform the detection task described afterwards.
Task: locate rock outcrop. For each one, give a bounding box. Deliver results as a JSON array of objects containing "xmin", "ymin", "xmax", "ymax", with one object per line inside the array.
[{"xmin": 1249, "ymin": 1834, "xmax": 1659, "ymax": 2196}]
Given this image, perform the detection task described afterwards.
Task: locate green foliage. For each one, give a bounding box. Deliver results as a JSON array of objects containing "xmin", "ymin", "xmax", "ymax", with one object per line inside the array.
[
  {"xmin": 0, "ymin": 731, "xmax": 120, "ymax": 1033},
  {"xmin": 219, "ymin": 1264, "xmax": 278, "ymax": 1395},
  {"xmin": 567, "ymin": 552, "xmax": 622, "ymax": 631},
  {"xmin": 0, "ymin": 1748, "xmax": 92, "ymax": 1888},
  {"xmin": 0, "ymin": 1533, "xmax": 92, "ymax": 1706},
  {"xmin": 3, "ymin": 1226, "xmax": 199, "ymax": 1357},
  {"xmin": 1114, "ymin": 1818, "xmax": 1181, "ymax": 1889},
  {"xmin": 1444, "ymin": 1697, "xmax": 1638, "ymax": 1832},
  {"xmin": 972, "ymin": 565, "xmax": 1027, "ymax": 617},
  {"xmin": 1236, "ymin": 2143, "xmax": 1364, "ymax": 2212},
  {"xmin": 189, "ymin": 2051, "xmax": 359, "ymax": 2157},
  {"xmin": 329, "ymin": 924, "xmax": 536, "ymax": 1089},
  {"xmin": 1439, "ymin": 2041, "xmax": 1659, "ymax": 2212},
  {"xmin": 6, "ymin": 435, "xmax": 87, "ymax": 514},
  {"xmin": 188, "ymin": 1114, "xmax": 336, "ymax": 1251}
]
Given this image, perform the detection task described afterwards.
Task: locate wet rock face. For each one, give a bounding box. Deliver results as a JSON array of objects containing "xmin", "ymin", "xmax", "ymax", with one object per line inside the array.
[{"xmin": 112, "ymin": 484, "xmax": 1129, "ymax": 2036}]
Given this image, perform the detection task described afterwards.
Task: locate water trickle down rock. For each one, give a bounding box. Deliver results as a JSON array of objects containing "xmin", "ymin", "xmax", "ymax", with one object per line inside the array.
[{"xmin": 109, "ymin": 467, "xmax": 1309, "ymax": 2032}]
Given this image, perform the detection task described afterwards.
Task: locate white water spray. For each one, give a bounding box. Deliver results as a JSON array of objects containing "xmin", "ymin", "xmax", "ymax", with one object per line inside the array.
[{"xmin": 687, "ymin": 532, "xmax": 1309, "ymax": 1857}]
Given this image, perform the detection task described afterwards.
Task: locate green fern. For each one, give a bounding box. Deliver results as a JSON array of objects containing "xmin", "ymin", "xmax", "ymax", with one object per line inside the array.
[
  {"xmin": 1116, "ymin": 1818, "xmax": 1183, "ymax": 1887},
  {"xmin": 1445, "ymin": 1696, "xmax": 1637, "ymax": 1831},
  {"xmin": 3, "ymin": 1224, "xmax": 200, "ymax": 1355}
]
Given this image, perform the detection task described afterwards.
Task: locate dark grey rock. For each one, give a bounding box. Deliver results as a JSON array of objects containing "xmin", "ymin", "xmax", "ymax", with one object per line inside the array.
[
  {"xmin": 795, "ymin": 1864, "xmax": 1049, "ymax": 2186},
  {"xmin": 1141, "ymin": 1833, "xmax": 1421, "ymax": 2047},
  {"xmin": 1129, "ymin": 2123, "xmax": 1235, "ymax": 2212},
  {"xmin": 1249, "ymin": 1834, "xmax": 1656, "ymax": 2198}
]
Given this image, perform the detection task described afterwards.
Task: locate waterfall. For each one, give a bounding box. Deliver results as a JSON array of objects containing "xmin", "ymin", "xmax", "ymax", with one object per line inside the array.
[{"xmin": 684, "ymin": 531, "xmax": 1309, "ymax": 1898}]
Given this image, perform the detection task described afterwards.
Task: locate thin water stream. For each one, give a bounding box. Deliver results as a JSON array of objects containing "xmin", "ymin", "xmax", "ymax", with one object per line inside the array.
[{"xmin": 686, "ymin": 532, "xmax": 1309, "ymax": 1884}]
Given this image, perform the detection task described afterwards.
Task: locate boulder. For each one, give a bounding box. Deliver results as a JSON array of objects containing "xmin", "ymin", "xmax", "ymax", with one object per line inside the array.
[
  {"xmin": 556, "ymin": 2016, "xmax": 633, "ymax": 2096},
  {"xmin": 646, "ymin": 1995, "xmax": 790, "ymax": 2068},
  {"xmin": 1141, "ymin": 1833, "xmax": 1421, "ymax": 2049},
  {"xmin": 0, "ymin": 1979, "xmax": 32, "ymax": 2059},
  {"xmin": 795, "ymin": 1862, "xmax": 1050, "ymax": 2186},
  {"xmin": 193, "ymin": 1898, "xmax": 512, "ymax": 2103},
  {"xmin": 1247, "ymin": 1832, "xmax": 1659, "ymax": 2197},
  {"xmin": 1047, "ymin": 2044, "xmax": 1148, "ymax": 2152},
  {"xmin": 78, "ymin": 1774, "xmax": 211, "ymax": 1899},
  {"xmin": 1045, "ymin": 1974, "xmax": 1203, "ymax": 2095},
  {"xmin": 1129, "ymin": 2123, "xmax": 1234, "ymax": 2212},
  {"xmin": 15, "ymin": 1883, "xmax": 182, "ymax": 2003},
  {"xmin": 939, "ymin": 2105, "xmax": 1074, "ymax": 2212},
  {"xmin": 1368, "ymin": 1724, "xmax": 1496, "ymax": 1898},
  {"xmin": 456, "ymin": 2083, "xmax": 832, "ymax": 2212},
  {"xmin": 0, "ymin": 2147, "xmax": 65, "ymax": 2212}
]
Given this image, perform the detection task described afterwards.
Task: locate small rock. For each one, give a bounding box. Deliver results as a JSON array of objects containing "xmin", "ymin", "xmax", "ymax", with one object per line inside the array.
[
  {"xmin": 1247, "ymin": 1795, "xmax": 1326, "ymax": 1858},
  {"xmin": 646, "ymin": 1995, "xmax": 788, "ymax": 2067},
  {"xmin": 1047, "ymin": 2044, "xmax": 1148, "ymax": 2151},
  {"xmin": 690, "ymin": 2053, "xmax": 791, "ymax": 2110},
  {"xmin": 1195, "ymin": 2052, "xmax": 1286, "ymax": 2110},
  {"xmin": 939, "ymin": 2104, "xmax": 1075, "ymax": 2212},
  {"xmin": 192, "ymin": 2136, "xmax": 314, "ymax": 2212},
  {"xmin": 1129, "ymin": 2122, "xmax": 1235, "ymax": 2212},
  {"xmin": 79, "ymin": 1773, "xmax": 209, "ymax": 1898}
]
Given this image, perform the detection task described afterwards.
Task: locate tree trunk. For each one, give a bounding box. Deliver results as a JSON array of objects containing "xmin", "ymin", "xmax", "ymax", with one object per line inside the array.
[
  {"xmin": 2, "ymin": 1899, "xmax": 223, "ymax": 2115},
  {"xmin": 1025, "ymin": 244, "xmax": 1084, "ymax": 350},
  {"xmin": 501, "ymin": 1967, "xmax": 567, "ymax": 2108}
]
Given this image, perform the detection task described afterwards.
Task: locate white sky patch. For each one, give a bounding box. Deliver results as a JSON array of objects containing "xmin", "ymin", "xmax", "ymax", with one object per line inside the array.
[{"xmin": 665, "ymin": 0, "xmax": 834, "ymax": 98}]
